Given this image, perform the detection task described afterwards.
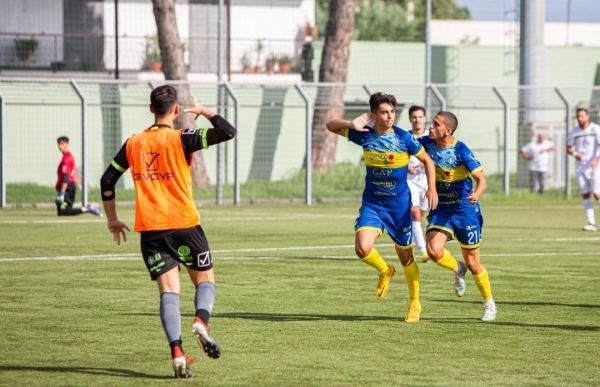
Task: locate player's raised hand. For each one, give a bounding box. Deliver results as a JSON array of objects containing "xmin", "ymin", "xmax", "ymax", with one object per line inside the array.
[
  {"xmin": 108, "ymin": 219, "xmax": 130, "ymax": 246},
  {"xmin": 425, "ymin": 187, "xmax": 438, "ymax": 210},
  {"xmin": 351, "ymin": 113, "xmax": 373, "ymax": 132},
  {"xmin": 467, "ymin": 189, "xmax": 478, "ymax": 205},
  {"xmin": 183, "ymin": 94, "xmax": 205, "ymax": 120}
]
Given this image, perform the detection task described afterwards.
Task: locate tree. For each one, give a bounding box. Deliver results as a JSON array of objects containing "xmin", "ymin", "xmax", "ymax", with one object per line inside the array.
[
  {"xmin": 354, "ymin": 0, "xmax": 416, "ymax": 42},
  {"xmin": 151, "ymin": 0, "xmax": 211, "ymax": 189},
  {"xmin": 400, "ymin": 0, "xmax": 470, "ymax": 41},
  {"xmin": 311, "ymin": 0, "xmax": 358, "ymax": 170},
  {"xmin": 316, "ymin": 0, "xmax": 470, "ymax": 42}
]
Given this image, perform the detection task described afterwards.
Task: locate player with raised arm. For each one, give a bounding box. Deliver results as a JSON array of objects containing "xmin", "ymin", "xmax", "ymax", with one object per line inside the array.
[
  {"xmin": 406, "ymin": 106, "xmax": 431, "ymax": 263},
  {"xmin": 326, "ymin": 92, "xmax": 438, "ymax": 323},
  {"xmin": 567, "ymin": 108, "xmax": 600, "ymax": 231},
  {"xmin": 99, "ymin": 85, "xmax": 236, "ymax": 378},
  {"xmin": 420, "ymin": 111, "xmax": 496, "ymax": 321}
]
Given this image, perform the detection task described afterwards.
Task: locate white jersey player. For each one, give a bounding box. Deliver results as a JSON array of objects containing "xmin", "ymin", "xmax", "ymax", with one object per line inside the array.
[
  {"xmin": 407, "ymin": 106, "xmax": 431, "ymax": 262},
  {"xmin": 567, "ymin": 108, "xmax": 600, "ymax": 231}
]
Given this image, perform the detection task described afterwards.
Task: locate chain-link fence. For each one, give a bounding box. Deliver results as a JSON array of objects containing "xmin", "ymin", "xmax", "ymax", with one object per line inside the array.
[{"xmin": 1, "ymin": 79, "xmax": 597, "ymax": 207}]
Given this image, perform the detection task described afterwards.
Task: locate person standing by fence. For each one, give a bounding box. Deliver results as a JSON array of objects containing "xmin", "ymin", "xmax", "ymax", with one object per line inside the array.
[{"xmin": 520, "ymin": 133, "xmax": 556, "ymax": 195}]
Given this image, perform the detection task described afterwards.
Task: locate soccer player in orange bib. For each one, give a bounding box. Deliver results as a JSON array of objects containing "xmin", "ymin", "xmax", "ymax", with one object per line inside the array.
[{"xmin": 100, "ymin": 85, "xmax": 236, "ymax": 378}]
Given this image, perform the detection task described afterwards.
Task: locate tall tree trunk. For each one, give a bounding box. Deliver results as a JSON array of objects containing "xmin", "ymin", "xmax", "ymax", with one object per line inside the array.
[
  {"xmin": 311, "ymin": 0, "xmax": 357, "ymax": 170},
  {"xmin": 152, "ymin": 0, "xmax": 211, "ymax": 189}
]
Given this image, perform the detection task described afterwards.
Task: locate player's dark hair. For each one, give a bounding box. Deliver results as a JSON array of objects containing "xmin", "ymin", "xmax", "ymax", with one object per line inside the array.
[
  {"xmin": 150, "ymin": 85, "xmax": 178, "ymax": 116},
  {"xmin": 576, "ymin": 108, "xmax": 589, "ymax": 115},
  {"xmin": 437, "ymin": 111, "xmax": 458, "ymax": 132},
  {"xmin": 409, "ymin": 105, "xmax": 426, "ymax": 118},
  {"xmin": 57, "ymin": 136, "xmax": 69, "ymax": 143},
  {"xmin": 369, "ymin": 92, "xmax": 397, "ymax": 113}
]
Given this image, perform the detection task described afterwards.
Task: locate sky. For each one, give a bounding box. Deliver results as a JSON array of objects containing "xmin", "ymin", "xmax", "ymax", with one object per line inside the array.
[{"xmin": 453, "ymin": 0, "xmax": 600, "ymax": 23}]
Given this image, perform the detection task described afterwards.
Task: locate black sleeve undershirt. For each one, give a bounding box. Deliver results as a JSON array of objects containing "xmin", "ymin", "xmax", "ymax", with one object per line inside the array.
[
  {"xmin": 100, "ymin": 141, "xmax": 128, "ymax": 201},
  {"xmin": 181, "ymin": 115, "xmax": 236, "ymax": 163}
]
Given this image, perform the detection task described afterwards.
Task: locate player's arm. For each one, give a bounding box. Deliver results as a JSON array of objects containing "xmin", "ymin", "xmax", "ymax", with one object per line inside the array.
[
  {"xmin": 326, "ymin": 113, "xmax": 373, "ymax": 136},
  {"xmin": 415, "ymin": 150, "xmax": 438, "ymax": 210},
  {"xmin": 593, "ymin": 132, "xmax": 600, "ymax": 170},
  {"xmin": 100, "ymin": 141, "xmax": 130, "ymax": 245},
  {"xmin": 181, "ymin": 95, "xmax": 236, "ymax": 159},
  {"xmin": 468, "ymin": 171, "xmax": 487, "ymax": 205},
  {"xmin": 56, "ymin": 176, "xmax": 69, "ymax": 205},
  {"xmin": 56, "ymin": 158, "xmax": 74, "ymax": 205},
  {"xmin": 566, "ymin": 131, "xmax": 582, "ymax": 161}
]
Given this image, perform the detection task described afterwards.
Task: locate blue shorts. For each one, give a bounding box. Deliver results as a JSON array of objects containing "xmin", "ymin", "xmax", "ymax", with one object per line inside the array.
[
  {"xmin": 354, "ymin": 204, "xmax": 413, "ymax": 248},
  {"xmin": 426, "ymin": 209, "xmax": 484, "ymax": 250}
]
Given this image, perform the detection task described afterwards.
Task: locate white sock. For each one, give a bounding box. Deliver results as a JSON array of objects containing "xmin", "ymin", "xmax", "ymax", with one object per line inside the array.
[
  {"xmin": 412, "ymin": 221, "xmax": 426, "ymax": 252},
  {"xmin": 483, "ymin": 298, "xmax": 495, "ymax": 308},
  {"xmin": 584, "ymin": 198, "xmax": 595, "ymax": 225}
]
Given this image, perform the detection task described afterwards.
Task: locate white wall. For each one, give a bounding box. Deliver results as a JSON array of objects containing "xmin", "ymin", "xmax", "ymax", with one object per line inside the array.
[
  {"xmin": 431, "ymin": 20, "xmax": 600, "ymax": 47},
  {"xmin": 230, "ymin": 0, "xmax": 315, "ymax": 71}
]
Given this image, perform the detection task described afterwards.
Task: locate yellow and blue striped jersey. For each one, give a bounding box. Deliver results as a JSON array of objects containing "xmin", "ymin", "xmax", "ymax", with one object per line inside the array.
[
  {"xmin": 345, "ymin": 125, "xmax": 424, "ymax": 209},
  {"xmin": 418, "ymin": 136, "xmax": 483, "ymax": 212}
]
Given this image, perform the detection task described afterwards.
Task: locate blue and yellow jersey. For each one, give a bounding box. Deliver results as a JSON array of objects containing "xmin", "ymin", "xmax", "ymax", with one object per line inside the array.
[
  {"xmin": 418, "ymin": 136, "xmax": 483, "ymax": 212},
  {"xmin": 345, "ymin": 125, "xmax": 424, "ymax": 209}
]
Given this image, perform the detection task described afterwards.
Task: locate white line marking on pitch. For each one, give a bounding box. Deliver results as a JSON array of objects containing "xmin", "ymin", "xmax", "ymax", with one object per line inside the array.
[
  {"xmin": 2, "ymin": 243, "xmax": 598, "ymax": 263},
  {"xmin": 0, "ymin": 214, "xmax": 355, "ymax": 224}
]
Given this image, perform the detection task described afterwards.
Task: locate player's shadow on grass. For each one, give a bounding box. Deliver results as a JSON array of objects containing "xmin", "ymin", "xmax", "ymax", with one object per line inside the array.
[
  {"xmin": 0, "ymin": 366, "xmax": 171, "ymax": 380},
  {"xmin": 433, "ymin": 299, "xmax": 600, "ymax": 309},
  {"xmin": 212, "ymin": 312, "xmax": 399, "ymax": 322},
  {"xmin": 430, "ymin": 299, "xmax": 600, "ymax": 331}
]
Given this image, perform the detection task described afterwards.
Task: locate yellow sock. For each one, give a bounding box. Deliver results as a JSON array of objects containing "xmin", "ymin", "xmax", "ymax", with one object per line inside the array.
[
  {"xmin": 361, "ymin": 248, "xmax": 390, "ymax": 276},
  {"xmin": 435, "ymin": 249, "xmax": 459, "ymax": 271},
  {"xmin": 473, "ymin": 268, "xmax": 493, "ymax": 301},
  {"xmin": 402, "ymin": 260, "xmax": 420, "ymax": 303}
]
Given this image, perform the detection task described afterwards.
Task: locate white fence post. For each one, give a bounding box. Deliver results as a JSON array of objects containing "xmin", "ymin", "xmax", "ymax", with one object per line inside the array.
[
  {"xmin": 0, "ymin": 91, "xmax": 4, "ymax": 208},
  {"xmin": 295, "ymin": 84, "xmax": 312, "ymax": 206},
  {"xmin": 223, "ymin": 82, "xmax": 240, "ymax": 205},
  {"xmin": 493, "ymin": 86, "xmax": 510, "ymax": 195},
  {"xmin": 429, "ymin": 84, "xmax": 447, "ymax": 112},
  {"xmin": 555, "ymin": 87, "xmax": 572, "ymax": 198},
  {"xmin": 70, "ymin": 79, "xmax": 88, "ymax": 206}
]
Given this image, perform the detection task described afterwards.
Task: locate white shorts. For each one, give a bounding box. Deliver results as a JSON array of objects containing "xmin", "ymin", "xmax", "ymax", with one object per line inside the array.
[
  {"xmin": 408, "ymin": 177, "xmax": 429, "ymax": 212},
  {"xmin": 575, "ymin": 167, "xmax": 600, "ymax": 195}
]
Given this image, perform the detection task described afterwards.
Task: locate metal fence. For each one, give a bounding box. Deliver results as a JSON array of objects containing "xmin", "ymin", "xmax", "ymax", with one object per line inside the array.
[{"xmin": 0, "ymin": 79, "xmax": 598, "ymax": 207}]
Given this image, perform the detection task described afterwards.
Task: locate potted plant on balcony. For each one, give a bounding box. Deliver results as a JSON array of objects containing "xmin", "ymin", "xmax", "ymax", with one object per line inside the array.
[
  {"xmin": 145, "ymin": 34, "xmax": 162, "ymax": 72},
  {"xmin": 14, "ymin": 38, "xmax": 39, "ymax": 61},
  {"xmin": 278, "ymin": 54, "xmax": 292, "ymax": 74},
  {"xmin": 254, "ymin": 39, "xmax": 264, "ymax": 73},
  {"xmin": 265, "ymin": 53, "xmax": 276, "ymax": 74},
  {"xmin": 241, "ymin": 50, "xmax": 253, "ymax": 73}
]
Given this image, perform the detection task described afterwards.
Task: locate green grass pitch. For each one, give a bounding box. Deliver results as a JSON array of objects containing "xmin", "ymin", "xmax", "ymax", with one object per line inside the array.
[{"xmin": 0, "ymin": 201, "xmax": 599, "ymax": 386}]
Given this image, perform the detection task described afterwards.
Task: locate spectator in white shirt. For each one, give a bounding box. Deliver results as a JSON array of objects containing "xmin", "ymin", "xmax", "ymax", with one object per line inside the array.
[{"xmin": 520, "ymin": 133, "xmax": 556, "ymax": 195}]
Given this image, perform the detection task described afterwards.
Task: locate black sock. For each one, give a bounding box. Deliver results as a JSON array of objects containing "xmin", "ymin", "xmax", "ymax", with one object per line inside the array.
[{"xmin": 196, "ymin": 309, "xmax": 211, "ymax": 326}]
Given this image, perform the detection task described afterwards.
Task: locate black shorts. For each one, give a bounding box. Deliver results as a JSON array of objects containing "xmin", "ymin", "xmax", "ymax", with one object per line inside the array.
[{"xmin": 140, "ymin": 225, "xmax": 212, "ymax": 281}]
